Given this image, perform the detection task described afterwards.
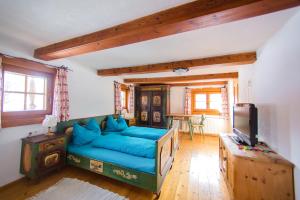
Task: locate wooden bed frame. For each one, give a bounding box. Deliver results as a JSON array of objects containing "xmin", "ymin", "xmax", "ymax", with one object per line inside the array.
[{"xmin": 57, "ymin": 115, "xmax": 179, "ymax": 196}]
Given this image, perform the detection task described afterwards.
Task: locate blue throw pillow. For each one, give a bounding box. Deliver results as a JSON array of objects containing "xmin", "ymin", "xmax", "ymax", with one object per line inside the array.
[
  {"xmin": 105, "ymin": 115, "xmax": 128, "ymax": 132},
  {"xmin": 72, "ymin": 123, "xmax": 100, "ymax": 146},
  {"xmin": 117, "ymin": 116, "xmax": 128, "ymax": 131},
  {"xmin": 86, "ymin": 118, "xmax": 101, "ymax": 134},
  {"xmin": 105, "ymin": 115, "xmax": 119, "ymax": 132}
]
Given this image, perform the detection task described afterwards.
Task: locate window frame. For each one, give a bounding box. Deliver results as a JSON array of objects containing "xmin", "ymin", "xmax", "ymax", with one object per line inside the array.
[
  {"xmin": 1, "ymin": 56, "xmax": 56, "ymax": 128},
  {"xmin": 191, "ymin": 88, "xmax": 222, "ymax": 115}
]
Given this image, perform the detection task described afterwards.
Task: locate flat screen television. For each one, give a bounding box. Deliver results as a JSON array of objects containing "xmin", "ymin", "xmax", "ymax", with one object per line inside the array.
[{"xmin": 233, "ymin": 103, "xmax": 258, "ymax": 146}]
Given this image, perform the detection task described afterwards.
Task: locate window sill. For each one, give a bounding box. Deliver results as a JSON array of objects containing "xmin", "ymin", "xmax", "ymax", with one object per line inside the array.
[
  {"xmin": 2, "ymin": 117, "xmax": 44, "ymax": 128},
  {"xmin": 1, "ymin": 111, "xmax": 50, "ymax": 128}
]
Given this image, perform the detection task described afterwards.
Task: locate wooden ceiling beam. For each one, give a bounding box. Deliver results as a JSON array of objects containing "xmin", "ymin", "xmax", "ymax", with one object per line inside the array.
[
  {"xmin": 169, "ymin": 81, "xmax": 228, "ymax": 87},
  {"xmin": 34, "ymin": 0, "xmax": 300, "ymax": 61},
  {"xmin": 97, "ymin": 52, "xmax": 256, "ymax": 76},
  {"xmin": 124, "ymin": 72, "xmax": 238, "ymax": 84}
]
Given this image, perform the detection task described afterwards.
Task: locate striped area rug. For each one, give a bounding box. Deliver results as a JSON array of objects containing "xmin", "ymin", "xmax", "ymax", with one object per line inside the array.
[{"xmin": 28, "ymin": 178, "xmax": 128, "ymax": 200}]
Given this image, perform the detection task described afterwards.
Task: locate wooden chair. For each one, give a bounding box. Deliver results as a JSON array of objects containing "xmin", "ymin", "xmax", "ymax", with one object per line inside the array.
[{"xmin": 190, "ymin": 115, "xmax": 205, "ymax": 137}]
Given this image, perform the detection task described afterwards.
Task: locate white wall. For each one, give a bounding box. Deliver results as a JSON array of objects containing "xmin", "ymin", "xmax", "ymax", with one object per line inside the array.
[
  {"xmin": 238, "ymin": 65, "xmax": 254, "ymax": 103},
  {"xmin": 239, "ymin": 10, "xmax": 300, "ymax": 199},
  {"xmin": 68, "ymin": 64, "xmax": 117, "ymax": 119},
  {"xmin": 0, "ymin": 46, "xmax": 119, "ymax": 186},
  {"xmin": 170, "ymin": 87, "xmax": 185, "ymax": 114}
]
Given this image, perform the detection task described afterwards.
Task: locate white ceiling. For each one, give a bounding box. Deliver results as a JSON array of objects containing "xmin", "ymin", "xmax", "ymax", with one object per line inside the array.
[{"xmin": 0, "ymin": 0, "xmax": 299, "ymax": 73}]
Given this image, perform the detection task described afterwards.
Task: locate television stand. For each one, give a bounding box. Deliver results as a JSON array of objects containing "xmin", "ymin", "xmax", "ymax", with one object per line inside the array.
[{"xmin": 219, "ymin": 133, "xmax": 294, "ymax": 200}]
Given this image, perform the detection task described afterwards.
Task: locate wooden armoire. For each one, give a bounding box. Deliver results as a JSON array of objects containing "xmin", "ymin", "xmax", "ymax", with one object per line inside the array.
[{"xmin": 135, "ymin": 85, "xmax": 170, "ymax": 128}]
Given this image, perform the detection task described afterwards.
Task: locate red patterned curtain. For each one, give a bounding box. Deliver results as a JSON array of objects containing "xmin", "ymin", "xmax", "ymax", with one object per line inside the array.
[
  {"xmin": 129, "ymin": 85, "xmax": 134, "ymax": 114},
  {"xmin": 53, "ymin": 67, "xmax": 70, "ymax": 122},
  {"xmin": 184, "ymin": 87, "xmax": 192, "ymax": 115},
  {"xmin": 221, "ymin": 86, "xmax": 229, "ymax": 119},
  {"xmin": 114, "ymin": 81, "xmax": 122, "ymax": 114}
]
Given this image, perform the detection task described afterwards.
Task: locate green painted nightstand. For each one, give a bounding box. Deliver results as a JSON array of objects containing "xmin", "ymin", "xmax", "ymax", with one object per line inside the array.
[{"xmin": 20, "ymin": 134, "xmax": 67, "ymax": 180}]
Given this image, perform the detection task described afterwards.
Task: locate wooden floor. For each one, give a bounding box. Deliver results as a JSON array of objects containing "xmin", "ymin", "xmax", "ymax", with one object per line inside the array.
[{"xmin": 0, "ymin": 133, "xmax": 230, "ymax": 200}]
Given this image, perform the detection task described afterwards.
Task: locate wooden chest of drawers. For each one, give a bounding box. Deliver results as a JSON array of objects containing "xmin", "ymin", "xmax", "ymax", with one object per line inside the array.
[
  {"xmin": 20, "ymin": 134, "xmax": 67, "ymax": 180},
  {"xmin": 219, "ymin": 134, "xmax": 294, "ymax": 200}
]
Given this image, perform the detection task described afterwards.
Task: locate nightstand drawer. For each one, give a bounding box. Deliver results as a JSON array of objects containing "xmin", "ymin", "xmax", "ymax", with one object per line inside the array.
[
  {"xmin": 38, "ymin": 149, "xmax": 66, "ymax": 169},
  {"xmin": 39, "ymin": 138, "xmax": 65, "ymax": 152}
]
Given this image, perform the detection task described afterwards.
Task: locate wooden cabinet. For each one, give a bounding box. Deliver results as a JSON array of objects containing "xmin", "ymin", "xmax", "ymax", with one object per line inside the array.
[
  {"xmin": 219, "ymin": 134, "xmax": 294, "ymax": 200},
  {"xmin": 20, "ymin": 134, "xmax": 67, "ymax": 180},
  {"xmin": 135, "ymin": 85, "xmax": 170, "ymax": 128}
]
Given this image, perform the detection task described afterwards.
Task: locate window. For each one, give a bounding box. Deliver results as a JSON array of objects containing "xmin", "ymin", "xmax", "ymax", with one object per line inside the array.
[
  {"xmin": 3, "ymin": 71, "xmax": 47, "ymax": 112},
  {"xmin": 191, "ymin": 88, "xmax": 222, "ymax": 115},
  {"xmin": 1, "ymin": 57, "xmax": 56, "ymax": 127},
  {"xmin": 195, "ymin": 93, "xmax": 206, "ymax": 109},
  {"xmin": 120, "ymin": 90, "xmax": 127, "ymax": 109},
  {"xmin": 120, "ymin": 84, "xmax": 129, "ymax": 110}
]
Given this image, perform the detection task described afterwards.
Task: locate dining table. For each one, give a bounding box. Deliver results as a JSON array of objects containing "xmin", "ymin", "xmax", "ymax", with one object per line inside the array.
[{"xmin": 166, "ymin": 113, "xmax": 200, "ymax": 140}]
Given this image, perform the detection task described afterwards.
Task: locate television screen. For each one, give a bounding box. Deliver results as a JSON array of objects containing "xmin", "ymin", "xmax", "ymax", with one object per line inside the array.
[
  {"xmin": 233, "ymin": 103, "xmax": 258, "ymax": 146},
  {"xmin": 234, "ymin": 106, "xmax": 251, "ymax": 137}
]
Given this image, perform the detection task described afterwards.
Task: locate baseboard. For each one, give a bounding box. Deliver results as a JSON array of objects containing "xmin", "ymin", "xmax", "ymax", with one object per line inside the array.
[{"xmin": 0, "ymin": 176, "xmax": 26, "ymax": 192}]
